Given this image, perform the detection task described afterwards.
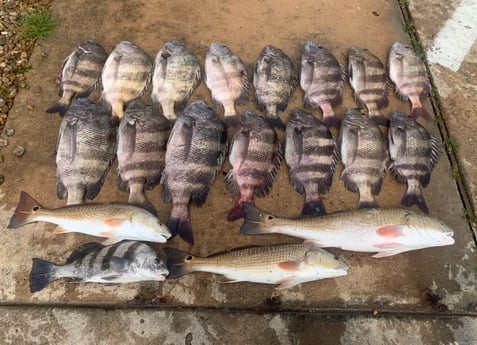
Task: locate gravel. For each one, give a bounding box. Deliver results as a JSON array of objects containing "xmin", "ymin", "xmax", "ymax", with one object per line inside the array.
[{"xmin": 0, "ymin": 0, "xmax": 52, "ymax": 130}]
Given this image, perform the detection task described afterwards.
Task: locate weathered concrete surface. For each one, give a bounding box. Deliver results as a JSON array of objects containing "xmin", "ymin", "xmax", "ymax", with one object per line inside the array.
[
  {"xmin": 0, "ymin": 0, "xmax": 476, "ymax": 342},
  {"xmin": 1, "ymin": 306, "xmax": 476, "ymax": 345}
]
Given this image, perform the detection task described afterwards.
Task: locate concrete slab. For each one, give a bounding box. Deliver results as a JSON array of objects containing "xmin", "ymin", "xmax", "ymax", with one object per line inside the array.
[
  {"xmin": 0, "ymin": 306, "xmax": 475, "ymax": 345},
  {"xmin": 0, "ymin": 0, "xmax": 476, "ymax": 322}
]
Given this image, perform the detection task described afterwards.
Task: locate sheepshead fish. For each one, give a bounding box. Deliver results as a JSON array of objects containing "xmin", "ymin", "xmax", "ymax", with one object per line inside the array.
[
  {"xmin": 388, "ymin": 112, "xmax": 441, "ymax": 213},
  {"xmin": 388, "ymin": 42, "xmax": 431, "ymax": 120},
  {"xmin": 285, "ymin": 109, "xmax": 338, "ymax": 216},
  {"xmin": 117, "ymin": 101, "xmax": 170, "ymax": 215},
  {"xmin": 7, "ymin": 191, "xmax": 171, "ymax": 244},
  {"xmin": 300, "ymin": 41, "xmax": 346, "ymax": 128},
  {"xmin": 29, "ymin": 241, "xmax": 168, "ymax": 293},
  {"xmin": 253, "ymin": 45, "xmax": 298, "ymax": 130},
  {"xmin": 47, "ymin": 39, "xmax": 108, "ymax": 116},
  {"xmin": 205, "ymin": 43, "xmax": 249, "ymax": 127},
  {"xmin": 160, "ymin": 100, "xmax": 227, "ymax": 245},
  {"xmin": 56, "ymin": 98, "xmax": 116, "ymax": 205},
  {"xmin": 240, "ymin": 204, "xmax": 455, "ymax": 258},
  {"xmin": 151, "ymin": 40, "xmax": 201, "ymax": 122},
  {"xmin": 101, "ymin": 41, "xmax": 153, "ymax": 120},
  {"xmin": 339, "ymin": 108, "xmax": 388, "ymax": 208},
  {"xmin": 164, "ymin": 243, "xmax": 347, "ymax": 290},
  {"xmin": 225, "ymin": 111, "xmax": 283, "ymax": 221},
  {"xmin": 348, "ymin": 47, "xmax": 389, "ymax": 125}
]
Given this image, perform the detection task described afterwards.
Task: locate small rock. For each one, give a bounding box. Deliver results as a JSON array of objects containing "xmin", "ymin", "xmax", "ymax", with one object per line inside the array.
[
  {"xmin": 40, "ymin": 51, "xmax": 48, "ymax": 57},
  {"xmin": 26, "ymin": 104, "xmax": 34, "ymax": 111},
  {"xmin": 19, "ymin": 81, "xmax": 26, "ymax": 88},
  {"xmin": 33, "ymin": 86, "xmax": 42, "ymax": 96},
  {"xmin": 0, "ymin": 138, "xmax": 8, "ymax": 147},
  {"xmin": 13, "ymin": 145, "xmax": 25, "ymax": 157},
  {"xmin": 4, "ymin": 128, "xmax": 14, "ymax": 136},
  {"xmin": 0, "ymin": 98, "xmax": 4, "ymax": 106},
  {"xmin": 0, "ymin": 36, "xmax": 6, "ymax": 45}
]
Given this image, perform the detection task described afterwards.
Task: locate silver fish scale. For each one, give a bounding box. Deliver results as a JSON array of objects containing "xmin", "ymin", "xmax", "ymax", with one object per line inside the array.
[
  {"xmin": 339, "ymin": 109, "xmax": 388, "ymax": 207},
  {"xmin": 285, "ymin": 110, "xmax": 337, "ymax": 214},
  {"xmin": 151, "ymin": 41, "xmax": 201, "ymax": 121},
  {"xmin": 56, "ymin": 99, "xmax": 116, "ymax": 205}
]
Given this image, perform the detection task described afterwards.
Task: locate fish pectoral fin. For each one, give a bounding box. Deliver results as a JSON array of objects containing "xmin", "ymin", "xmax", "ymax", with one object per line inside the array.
[
  {"xmin": 218, "ymin": 276, "xmax": 242, "ymax": 284},
  {"xmin": 104, "ymin": 218, "xmax": 128, "ymax": 227},
  {"xmin": 372, "ymin": 250, "xmax": 404, "ymax": 258},
  {"xmin": 278, "ymin": 261, "xmax": 303, "ymax": 271},
  {"xmin": 101, "ymin": 236, "xmax": 124, "ymax": 245},
  {"xmin": 101, "ymin": 274, "xmax": 122, "ymax": 281},
  {"xmin": 376, "ymin": 225, "xmax": 405, "ymax": 238},
  {"xmin": 303, "ymin": 240, "xmax": 324, "ymax": 248},
  {"xmin": 374, "ymin": 242, "xmax": 401, "ymax": 249},
  {"xmin": 53, "ymin": 226, "xmax": 72, "ymax": 234},
  {"xmin": 276, "ymin": 277, "xmax": 300, "ymax": 290}
]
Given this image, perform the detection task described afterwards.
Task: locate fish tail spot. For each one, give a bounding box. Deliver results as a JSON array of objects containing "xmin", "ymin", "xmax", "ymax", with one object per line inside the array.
[{"xmin": 7, "ymin": 191, "xmax": 42, "ymax": 229}]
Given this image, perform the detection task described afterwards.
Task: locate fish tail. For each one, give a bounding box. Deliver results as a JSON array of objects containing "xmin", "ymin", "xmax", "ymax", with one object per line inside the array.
[
  {"xmin": 29, "ymin": 258, "xmax": 56, "ymax": 293},
  {"xmin": 224, "ymin": 115, "xmax": 240, "ymax": 129},
  {"xmin": 129, "ymin": 196, "xmax": 158, "ymax": 217},
  {"xmin": 111, "ymin": 100, "xmax": 125, "ymax": 120},
  {"xmin": 239, "ymin": 203, "xmax": 273, "ymax": 235},
  {"xmin": 264, "ymin": 113, "xmax": 286, "ymax": 131},
  {"xmin": 227, "ymin": 201, "xmax": 247, "ymax": 221},
  {"xmin": 411, "ymin": 105, "xmax": 432, "ymax": 121},
  {"xmin": 358, "ymin": 200, "xmax": 379, "ymax": 209},
  {"xmin": 46, "ymin": 99, "xmax": 70, "ymax": 116},
  {"xmin": 128, "ymin": 183, "xmax": 158, "ymax": 216},
  {"xmin": 7, "ymin": 191, "xmax": 43, "ymax": 229},
  {"xmin": 163, "ymin": 247, "xmax": 195, "ymax": 279},
  {"xmin": 301, "ymin": 199, "xmax": 327, "ymax": 216},
  {"xmin": 321, "ymin": 110, "xmax": 341, "ymax": 128},
  {"xmin": 369, "ymin": 114, "xmax": 390, "ymax": 127},
  {"xmin": 168, "ymin": 204, "xmax": 194, "ymax": 245},
  {"xmin": 402, "ymin": 190, "xmax": 429, "ymax": 214}
]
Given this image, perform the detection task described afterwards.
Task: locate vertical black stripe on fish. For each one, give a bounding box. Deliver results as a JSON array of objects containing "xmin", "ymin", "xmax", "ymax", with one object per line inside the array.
[
  {"xmin": 83, "ymin": 248, "xmax": 102, "ymax": 271},
  {"xmin": 101, "ymin": 245, "xmax": 121, "ymax": 271},
  {"xmin": 122, "ymin": 242, "xmax": 143, "ymax": 262}
]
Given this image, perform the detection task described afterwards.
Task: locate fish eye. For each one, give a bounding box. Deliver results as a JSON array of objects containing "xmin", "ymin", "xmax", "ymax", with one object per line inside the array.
[
  {"xmin": 267, "ymin": 215, "xmax": 274, "ymax": 220},
  {"xmin": 186, "ymin": 255, "xmax": 193, "ymax": 261},
  {"xmin": 32, "ymin": 206, "xmax": 40, "ymax": 211}
]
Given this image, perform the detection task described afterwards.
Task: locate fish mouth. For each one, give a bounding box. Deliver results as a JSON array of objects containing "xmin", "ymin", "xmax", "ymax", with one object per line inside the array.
[{"xmin": 158, "ymin": 270, "xmax": 169, "ymax": 281}]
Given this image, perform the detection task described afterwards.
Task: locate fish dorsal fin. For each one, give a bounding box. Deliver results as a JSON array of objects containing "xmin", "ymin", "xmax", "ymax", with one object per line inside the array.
[
  {"xmin": 376, "ymin": 225, "xmax": 405, "ymax": 238},
  {"xmin": 66, "ymin": 242, "xmax": 105, "ymax": 264},
  {"xmin": 278, "ymin": 260, "xmax": 303, "ymax": 271}
]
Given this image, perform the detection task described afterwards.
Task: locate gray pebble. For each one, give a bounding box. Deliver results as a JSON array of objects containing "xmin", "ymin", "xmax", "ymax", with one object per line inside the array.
[
  {"xmin": 0, "ymin": 36, "xmax": 5, "ymax": 45},
  {"xmin": 13, "ymin": 145, "xmax": 25, "ymax": 157},
  {"xmin": 0, "ymin": 138, "xmax": 8, "ymax": 147},
  {"xmin": 4, "ymin": 128, "xmax": 14, "ymax": 136}
]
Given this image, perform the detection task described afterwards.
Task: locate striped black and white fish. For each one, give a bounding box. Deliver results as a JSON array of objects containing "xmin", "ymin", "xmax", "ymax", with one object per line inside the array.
[
  {"xmin": 348, "ymin": 47, "xmax": 389, "ymax": 125},
  {"xmin": 47, "ymin": 39, "xmax": 108, "ymax": 116},
  {"xmin": 117, "ymin": 101, "xmax": 170, "ymax": 215},
  {"xmin": 160, "ymin": 100, "xmax": 227, "ymax": 245},
  {"xmin": 253, "ymin": 45, "xmax": 298, "ymax": 130},
  {"xmin": 300, "ymin": 41, "xmax": 346, "ymax": 128},
  {"xmin": 388, "ymin": 112, "xmax": 440, "ymax": 213},
  {"xmin": 29, "ymin": 241, "xmax": 169, "ymax": 293},
  {"xmin": 56, "ymin": 98, "xmax": 116, "ymax": 205},
  {"xmin": 225, "ymin": 111, "xmax": 283, "ymax": 221},
  {"xmin": 285, "ymin": 109, "xmax": 338, "ymax": 216},
  {"xmin": 151, "ymin": 40, "xmax": 201, "ymax": 122},
  {"xmin": 339, "ymin": 108, "xmax": 388, "ymax": 208},
  {"xmin": 101, "ymin": 41, "xmax": 153, "ymax": 120}
]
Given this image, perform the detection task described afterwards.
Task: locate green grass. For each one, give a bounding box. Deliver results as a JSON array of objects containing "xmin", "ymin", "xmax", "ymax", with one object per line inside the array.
[
  {"xmin": 19, "ymin": 8, "xmax": 56, "ymax": 40},
  {"xmin": 16, "ymin": 66, "xmax": 32, "ymax": 74},
  {"xmin": 451, "ymin": 166, "xmax": 460, "ymax": 180},
  {"xmin": 446, "ymin": 136, "xmax": 458, "ymax": 154},
  {"xmin": 0, "ymin": 89, "xmax": 8, "ymax": 98}
]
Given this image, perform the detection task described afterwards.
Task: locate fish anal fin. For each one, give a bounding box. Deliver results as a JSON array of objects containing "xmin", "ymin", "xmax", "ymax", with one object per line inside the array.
[
  {"xmin": 218, "ymin": 276, "xmax": 241, "ymax": 284},
  {"xmin": 53, "ymin": 226, "xmax": 72, "ymax": 234},
  {"xmin": 102, "ymin": 236, "xmax": 124, "ymax": 245},
  {"xmin": 374, "ymin": 242, "xmax": 401, "ymax": 249},
  {"xmin": 276, "ymin": 278, "xmax": 299, "ymax": 290},
  {"xmin": 372, "ymin": 250, "xmax": 403, "ymax": 258},
  {"xmin": 278, "ymin": 260, "xmax": 303, "ymax": 271},
  {"xmin": 376, "ymin": 225, "xmax": 405, "ymax": 238}
]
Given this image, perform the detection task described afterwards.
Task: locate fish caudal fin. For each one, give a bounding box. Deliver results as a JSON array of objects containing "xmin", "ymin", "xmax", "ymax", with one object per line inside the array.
[
  {"xmin": 358, "ymin": 200, "xmax": 379, "ymax": 209},
  {"xmin": 227, "ymin": 201, "xmax": 246, "ymax": 222},
  {"xmin": 7, "ymin": 191, "xmax": 42, "ymax": 229},
  {"xmin": 46, "ymin": 101, "xmax": 69, "ymax": 116},
  {"xmin": 239, "ymin": 203, "xmax": 273, "ymax": 235},
  {"xmin": 321, "ymin": 103, "xmax": 341, "ymax": 128},
  {"xmin": 29, "ymin": 258, "xmax": 56, "ymax": 293},
  {"xmin": 411, "ymin": 106, "xmax": 432, "ymax": 121},
  {"xmin": 163, "ymin": 247, "xmax": 195, "ymax": 279},
  {"xmin": 223, "ymin": 115, "xmax": 240, "ymax": 129},
  {"xmin": 401, "ymin": 190, "xmax": 429, "ymax": 214},
  {"xmin": 301, "ymin": 199, "xmax": 327, "ymax": 216},
  {"xmin": 167, "ymin": 204, "xmax": 194, "ymax": 245},
  {"xmin": 128, "ymin": 184, "xmax": 158, "ymax": 217},
  {"xmin": 369, "ymin": 114, "xmax": 390, "ymax": 127},
  {"xmin": 264, "ymin": 111, "xmax": 286, "ymax": 131}
]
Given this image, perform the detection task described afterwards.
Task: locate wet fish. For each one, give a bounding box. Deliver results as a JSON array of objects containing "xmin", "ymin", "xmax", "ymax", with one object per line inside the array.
[
  {"xmin": 285, "ymin": 109, "xmax": 338, "ymax": 216},
  {"xmin": 388, "ymin": 42, "xmax": 431, "ymax": 120},
  {"xmin": 253, "ymin": 45, "xmax": 298, "ymax": 130},
  {"xmin": 205, "ymin": 43, "xmax": 249, "ymax": 127},
  {"xmin": 339, "ymin": 108, "xmax": 388, "ymax": 208},
  {"xmin": 56, "ymin": 98, "xmax": 116, "ymax": 205},
  {"xmin": 151, "ymin": 40, "xmax": 201, "ymax": 122},
  {"xmin": 347, "ymin": 47, "xmax": 389, "ymax": 125},
  {"xmin": 47, "ymin": 39, "xmax": 108, "ymax": 116},
  {"xmin": 117, "ymin": 100, "xmax": 170, "ymax": 215},
  {"xmin": 160, "ymin": 100, "xmax": 227, "ymax": 245},
  {"xmin": 101, "ymin": 41, "xmax": 153, "ymax": 120},
  {"xmin": 225, "ymin": 111, "xmax": 283, "ymax": 221},
  {"xmin": 7, "ymin": 191, "xmax": 171, "ymax": 244},
  {"xmin": 240, "ymin": 204, "xmax": 455, "ymax": 258},
  {"xmin": 388, "ymin": 112, "xmax": 441, "ymax": 213},
  {"xmin": 29, "ymin": 241, "xmax": 168, "ymax": 293},
  {"xmin": 300, "ymin": 41, "xmax": 346, "ymax": 128},
  {"xmin": 164, "ymin": 243, "xmax": 347, "ymax": 289}
]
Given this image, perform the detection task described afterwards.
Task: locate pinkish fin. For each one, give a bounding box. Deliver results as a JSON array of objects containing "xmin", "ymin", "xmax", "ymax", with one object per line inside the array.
[
  {"xmin": 276, "ymin": 278, "xmax": 300, "ymax": 290},
  {"xmin": 53, "ymin": 226, "xmax": 71, "ymax": 234},
  {"xmin": 278, "ymin": 261, "xmax": 303, "ymax": 271},
  {"xmin": 376, "ymin": 225, "xmax": 405, "ymax": 238},
  {"xmin": 227, "ymin": 202, "xmax": 247, "ymax": 221},
  {"xmin": 104, "ymin": 218, "xmax": 127, "ymax": 227},
  {"xmin": 303, "ymin": 240, "xmax": 325, "ymax": 248},
  {"xmin": 102, "ymin": 236, "xmax": 124, "ymax": 245},
  {"xmin": 100, "ymin": 229, "xmax": 118, "ymax": 237},
  {"xmin": 372, "ymin": 250, "xmax": 404, "ymax": 258},
  {"xmin": 374, "ymin": 242, "xmax": 401, "ymax": 249},
  {"xmin": 218, "ymin": 276, "xmax": 241, "ymax": 284}
]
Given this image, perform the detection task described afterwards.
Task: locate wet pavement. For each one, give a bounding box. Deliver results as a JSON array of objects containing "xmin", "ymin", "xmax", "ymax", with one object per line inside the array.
[{"xmin": 0, "ymin": 0, "xmax": 476, "ymax": 343}]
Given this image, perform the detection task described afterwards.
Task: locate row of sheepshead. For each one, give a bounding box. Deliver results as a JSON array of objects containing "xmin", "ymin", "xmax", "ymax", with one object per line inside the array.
[{"xmin": 46, "ymin": 39, "xmax": 431, "ymax": 130}]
